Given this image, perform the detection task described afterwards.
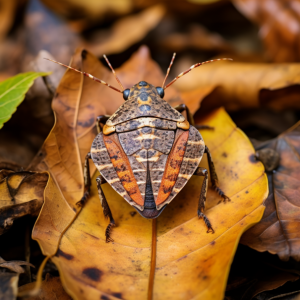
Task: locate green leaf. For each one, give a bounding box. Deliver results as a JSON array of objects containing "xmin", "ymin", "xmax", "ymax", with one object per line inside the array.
[{"xmin": 0, "ymin": 72, "xmax": 50, "ymax": 129}]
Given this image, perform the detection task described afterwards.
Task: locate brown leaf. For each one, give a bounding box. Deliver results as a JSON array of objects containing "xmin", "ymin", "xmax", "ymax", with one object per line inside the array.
[
  {"xmin": 233, "ymin": 0, "xmax": 300, "ymax": 62},
  {"xmin": 0, "ymin": 273, "xmax": 18, "ymax": 300},
  {"xmin": 86, "ymin": 5, "xmax": 166, "ymax": 56},
  {"xmin": 0, "ymin": 170, "xmax": 48, "ymax": 234},
  {"xmin": 160, "ymin": 24, "xmax": 232, "ymax": 53},
  {"xmin": 0, "ymin": 0, "xmax": 18, "ymax": 41},
  {"xmin": 0, "ymin": 256, "xmax": 34, "ymax": 274},
  {"xmin": 241, "ymin": 121, "xmax": 300, "ymax": 261},
  {"xmin": 226, "ymin": 246, "xmax": 299, "ymax": 300},
  {"xmin": 41, "ymin": 0, "xmax": 132, "ymax": 21},
  {"xmin": 34, "ymin": 106, "xmax": 267, "ymax": 299},
  {"xmin": 18, "ymin": 273, "xmax": 71, "ymax": 300},
  {"xmin": 172, "ymin": 62, "xmax": 300, "ymax": 115}
]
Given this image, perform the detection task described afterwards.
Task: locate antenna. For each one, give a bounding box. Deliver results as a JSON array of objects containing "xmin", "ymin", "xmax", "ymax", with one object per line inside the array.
[
  {"xmin": 44, "ymin": 58, "xmax": 122, "ymax": 93},
  {"xmin": 164, "ymin": 58, "xmax": 233, "ymax": 90},
  {"xmin": 103, "ymin": 55, "xmax": 124, "ymax": 91},
  {"xmin": 162, "ymin": 53, "xmax": 176, "ymax": 88}
]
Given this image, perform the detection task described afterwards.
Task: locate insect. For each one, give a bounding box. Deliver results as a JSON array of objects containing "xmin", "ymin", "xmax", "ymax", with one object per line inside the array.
[{"xmin": 45, "ymin": 53, "xmax": 232, "ymax": 242}]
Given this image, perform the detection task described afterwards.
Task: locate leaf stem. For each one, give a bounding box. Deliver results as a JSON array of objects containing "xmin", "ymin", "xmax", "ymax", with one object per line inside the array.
[{"xmin": 148, "ymin": 218, "xmax": 157, "ymax": 300}]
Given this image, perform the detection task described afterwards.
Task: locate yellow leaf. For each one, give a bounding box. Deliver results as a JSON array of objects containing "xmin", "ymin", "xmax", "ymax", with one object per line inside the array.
[{"xmin": 35, "ymin": 108, "xmax": 267, "ymax": 299}]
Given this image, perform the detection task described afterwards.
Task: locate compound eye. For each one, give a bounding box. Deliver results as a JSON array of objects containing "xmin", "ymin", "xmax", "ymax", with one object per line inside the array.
[
  {"xmin": 123, "ymin": 89, "xmax": 130, "ymax": 100},
  {"xmin": 156, "ymin": 87, "xmax": 164, "ymax": 98}
]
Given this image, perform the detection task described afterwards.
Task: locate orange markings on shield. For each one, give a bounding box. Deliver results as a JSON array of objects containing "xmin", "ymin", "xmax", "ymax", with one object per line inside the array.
[
  {"xmin": 103, "ymin": 135, "xmax": 144, "ymax": 206},
  {"xmin": 156, "ymin": 131, "xmax": 189, "ymax": 205}
]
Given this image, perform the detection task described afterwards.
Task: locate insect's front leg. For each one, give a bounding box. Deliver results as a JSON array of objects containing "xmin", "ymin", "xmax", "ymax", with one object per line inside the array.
[
  {"xmin": 205, "ymin": 146, "xmax": 230, "ymax": 202},
  {"xmin": 76, "ymin": 152, "xmax": 92, "ymax": 207},
  {"xmin": 96, "ymin": 115, "xmax": 111, "ymax": 133},
  {"xmin": 174, "ymin": 104, "xmax": 214, "ymax": 130},
  {"xmin": 194, "ymin": 167, "xmax": 214, "ymax": 233},
  {"xmin": 174, "ymin": 104, "xmax": 194, "ymax": 125},
  {"xmin": 96, "ymin": 175, "xmax": 115, "ymax": 243}
]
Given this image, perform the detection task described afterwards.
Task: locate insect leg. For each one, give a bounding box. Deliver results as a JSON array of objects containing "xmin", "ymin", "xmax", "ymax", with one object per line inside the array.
[
  {"xmin": 205, "ymin": 145, "xmax": 230, "ymax": 202},
  {"xmin": 96, "ymin": 175, "xmax": 116, "ymax": 243},
  {"xmin": 195, "ymin": 124, "xmax": 214, "ymax": 130},
  {"xmin": 96, "ymin": 115, "xmax": 111, "ymax": 133},
  {"xmin": 76, "ymin": 152, "xmax": 92, "ymax": 207},
  {"xmin": 174, "ymin": 104, "xmax": 214, "ymax": 130},
  {"xmin": 174, "ymin": 104, "xmax": 194, "ymax": 126},
  {"xmin": 194, "ymin": 167, "xmax": 214, "ymax": 233}
]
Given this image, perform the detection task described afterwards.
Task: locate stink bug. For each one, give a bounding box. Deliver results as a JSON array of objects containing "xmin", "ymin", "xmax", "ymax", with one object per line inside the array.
[{"xmin": 45, "ymin": 53, "xmax": 232, "ymax": 242}]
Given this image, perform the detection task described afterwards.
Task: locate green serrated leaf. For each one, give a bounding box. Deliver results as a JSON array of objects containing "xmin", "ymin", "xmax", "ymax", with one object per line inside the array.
[{"xmin": 0, "ymin": 72, "xmax": 50, "ymax": 129}]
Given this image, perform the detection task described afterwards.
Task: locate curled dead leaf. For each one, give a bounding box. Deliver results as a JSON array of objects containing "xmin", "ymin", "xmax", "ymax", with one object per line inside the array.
[
  {"xmin": 172, "ymin": 62, "xmax": 300, "ymax": 115},
  {"xmin": 0, "ymin": 170, "xmax": 48, "ymax": 234},
  {"xmin": 160, "ymin": 24, "xmax": 232, "ymax": 53},
  {"xmin": 233, "ymin": 0, "xmax": 300, "ymax": 62},
  {"xmin": 86, "ymin": 5, "xmax": 166, "ymax": 56},
  {"xmin": 241, "ymin": 121, "xmax": 300, "ymax": 261},
  {"xmin": 0, "ymin": 256, "xmax": 34, "ymax": 274}
]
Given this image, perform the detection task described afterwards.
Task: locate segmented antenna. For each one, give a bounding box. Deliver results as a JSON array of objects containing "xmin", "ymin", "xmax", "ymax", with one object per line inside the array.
[
  {"xmin": 164, "ymin": 58, "xmax": 233, "ymax": 90},
  {"xmin": 44, "ymin": 58, "xmax": 122, "ymax": 93},
  {"xmin": 103, "ymin": 55, "xmax": 124, "ymax": 91},
  {"xmin": 162, "ymin": 53, "xmax": 176, "ymax": 88}
]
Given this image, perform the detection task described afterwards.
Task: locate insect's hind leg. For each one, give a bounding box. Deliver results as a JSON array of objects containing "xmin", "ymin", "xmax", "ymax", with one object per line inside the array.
[
  {"xmin": 96, "ymin": 175, "xmax": 115, "ymax": 243},
  {"xmin": 76, "ymin": 152, "xmax": 92, "ymax": 207},
  {"xmin": 194, "ymin": 167, "xmax": 214, "ymax": 233},
  {"xmin": 205, "ymin": 145, "xmax": 230, "ymax": 202}
]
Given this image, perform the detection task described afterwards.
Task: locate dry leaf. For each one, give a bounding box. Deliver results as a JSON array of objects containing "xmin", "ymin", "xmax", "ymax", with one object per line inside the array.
[
  {"xmin": 226, "ymin": 246, "xmax": 299, "ymax": 300},
  {"xmin": 241, "ymin": 121, "xmax": 300, "ymax": 261},
  {"xmin": 18, "ymin": 273, "xmax": 72, "ymax": 300},
  {"xmin": 233, "ymin": 0, "xmax": 300, "ymax": 62},
  {"xmin": 0, "ymin": 170, "xmax": 48, "ymax": 234},
  {"xmin": 33, "ymin": 107, "xmax": 267, "ymax": 299},
  {"xmin": 172, "ymin": 62, "xmax": 300, "ymax": 114},
  {"xmin": 41, "ymin": 0, "xmax": 132, "ymax": 20},
  {"xmin": 23, "ymin": 0, "xmax": 81, "ymax": 69},
  {"xmin": 160, "ymin": 24, "xmax": 232, "ymax": 53},
  {"xmin": 0, "ymin": 256, "xmax": 34, "ymax": 274},
  {"xmin": 86, "ymin": 5, "xmax": 166, "ymax": 56},
  {"xmin": 0, "ymin": 0, "xmax": 18, "ymax": 41}
]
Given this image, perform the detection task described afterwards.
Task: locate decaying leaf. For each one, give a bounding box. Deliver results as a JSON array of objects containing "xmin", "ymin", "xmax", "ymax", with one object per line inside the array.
[
  {"xmin": 241, "ymin": 121, "xmax": 300, "ymax": 261},
  {"xmin": 0, "ymin": 72, "xmax": 50, "ymax": 129},
  {"xmin": 0, "ymin": 256, "xmax": 34, "ymax": 273},
  {"xmin": 0, "ymin": 273, "xmax": 18, "ymax": 300},
  {"xmin": 41, "ymin": 0, "xmax": 132, "ymax": 20},
  {"xmin": 233, "ymin": 0, "xmax": 300, "ymax": 62},
  {"xmin": 86, "ymin": 5, "xmax": 165, "ymax": 56},
  {"xmin": 160, "ymin": 24, "xmax": 231, "ymax": 53},
  {"xmin": 18, "ymin": 273, "xmax": 71, "ymax": 300},
  {"xmin": 32, "ymin": 106, "xmax": 267, "ymax": 299},
  {"xmin": 0, "ymin": 0, "xmax": 18, "ymax": 41},
  {"xmin": 0, "ymin": 170, "xmax": 48, "ymax": 234},
  {"xmin": 172, "ymin": 62, "xmax": 300, "ymax": 114},
  {"xmin": 226, "ymin": 245, "xmax": 299, "ymax": 300}
]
